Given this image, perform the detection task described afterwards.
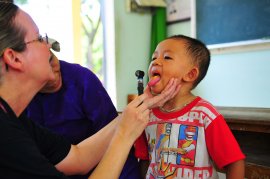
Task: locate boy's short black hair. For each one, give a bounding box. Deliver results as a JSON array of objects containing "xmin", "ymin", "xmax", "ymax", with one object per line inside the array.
[{"xmin": 167, "ymin": 35, "xmax": 210, "ymax": 88}]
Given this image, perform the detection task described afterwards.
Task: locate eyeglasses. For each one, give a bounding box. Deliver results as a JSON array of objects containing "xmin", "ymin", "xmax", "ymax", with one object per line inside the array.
[
  {"xmin": 25, "ymin": 33, "xmax": 49, "ymax": 45},
  {"xmin": 0, "ymin": 34, "xmax": 52, "ymax": 57}
]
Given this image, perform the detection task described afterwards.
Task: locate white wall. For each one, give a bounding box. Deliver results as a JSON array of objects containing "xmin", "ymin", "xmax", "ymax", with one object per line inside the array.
[
  {"xmin": 114, "ymin": 1, "xmax": 152, "ymax": 110},
  {"xmin": 193, "ymin": 49, "xmax": 270, "ymax": 108},
  {"xmin": 166, "ymin": 5, "xmax": 270, "ymax": 108},
  {"xmin": 167, "ymin": 20, "xmax": 270, "ymax": 108},
  {"xmin": 167, "ymin": 21, "xmax": 191, "ymax": 37}
]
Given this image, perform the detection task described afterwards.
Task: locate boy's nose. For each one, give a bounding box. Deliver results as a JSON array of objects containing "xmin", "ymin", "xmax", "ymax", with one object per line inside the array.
[{"xmin": 152, "ymin": 60, "xmax": 162, "ymax": 66}]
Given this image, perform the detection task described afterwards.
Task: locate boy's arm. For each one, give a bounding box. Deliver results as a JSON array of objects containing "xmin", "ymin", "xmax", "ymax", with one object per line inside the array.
[
  {"xmin": 134, "ymin": 131, "xmax": 149, "ymax": 178},
  {"xmin": 139, "ymin": 159, "xmax": 150, "ymax": 179},
  {"xmin": 226, "ymin": 159, "xmax": 245, "ymax": 179}
]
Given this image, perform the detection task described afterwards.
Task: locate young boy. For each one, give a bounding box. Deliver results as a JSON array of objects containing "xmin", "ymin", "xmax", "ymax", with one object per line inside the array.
[{"xmin": 135, "ymin": 35, "xmax": 245, "ymax": 179}]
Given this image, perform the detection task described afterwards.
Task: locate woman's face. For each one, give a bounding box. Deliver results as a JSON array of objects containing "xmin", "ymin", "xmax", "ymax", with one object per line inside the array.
[{"xmin": 15, "ymin": 9, "xmax": 54, "ymax": 89}]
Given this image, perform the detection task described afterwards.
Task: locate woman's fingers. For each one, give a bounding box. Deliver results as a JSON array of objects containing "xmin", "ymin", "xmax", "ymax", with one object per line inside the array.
[
  {"xmin": 117, "ymin": 94, "xmax": 152, "ymax": 141},
  {"xmin": 161, "ymin": 78, "xmax": 175, "ymax": 92},
  {"xmin": 172, "ymin": 83, "xmax": 181, "ymax": 97},
  {"xmin": 141, "ymin": 108, "xmax": 150, "ymax": 124},
  {"xmin": 157, "ymin": 79, "xmax": 180, "ymax": 106},
  {"xmin": 128, "ymin": 93, "xmax": 146, "ymax": 108},
  {"xmin": 115, "ymin": 77, "xmax": 181, "ymax": 147},
  {"xmin": 143, "ymin": 78, "xmax": 181, "ymax": 109},
  {"xmin": 143, "ymin": 85, "xmax": 152, "ymax": 98}
]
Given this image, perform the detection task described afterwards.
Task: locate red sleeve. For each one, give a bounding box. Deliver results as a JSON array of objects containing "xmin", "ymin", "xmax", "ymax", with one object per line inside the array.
[
  {"xmin": 205, "ymin": 115, "xmax": 245, "ymax": 169},
  {"xmin": 134, "ymin": 131, "xmax": 149, "ymax": 160}
]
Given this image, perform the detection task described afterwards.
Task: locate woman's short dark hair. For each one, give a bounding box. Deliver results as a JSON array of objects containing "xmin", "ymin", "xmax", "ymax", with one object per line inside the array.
[{"xmin": 0, "ymin": 2, "xmax": 27, "ymax": 57}]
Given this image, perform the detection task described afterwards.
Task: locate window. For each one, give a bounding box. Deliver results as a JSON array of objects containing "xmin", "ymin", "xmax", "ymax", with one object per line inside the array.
[{"xmin": 14, "ymin": 0, "xmax": 116, "ymax": 105}]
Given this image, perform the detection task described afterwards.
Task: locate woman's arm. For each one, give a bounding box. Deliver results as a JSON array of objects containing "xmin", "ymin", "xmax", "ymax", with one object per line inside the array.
[
  {"xmin": 56, "ymin": 78, "xmax": 180, "ymax": 176},
  {"xmin": 89, "ymin": 96, "xmax": 151, "ymax": 178},
  {"xmin": 55, "ymin": 116, "xmax": 119, "ymax": 175},
  {"xmin": 89, "ymin": 78, "xmax": 180, "ymax": 179}
]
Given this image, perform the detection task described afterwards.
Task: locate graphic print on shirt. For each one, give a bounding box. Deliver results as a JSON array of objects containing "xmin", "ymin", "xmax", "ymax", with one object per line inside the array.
[
  {"xmin": 150, "ymin": 123, "xmax": 177, "ymax": 178},
  {"xmin": 148, "ymin": 123, "xmax": 198, "ymax": 178},
  {"xmin": 176, "ymin": 125, "xmax": 198, "ymax": 166}
]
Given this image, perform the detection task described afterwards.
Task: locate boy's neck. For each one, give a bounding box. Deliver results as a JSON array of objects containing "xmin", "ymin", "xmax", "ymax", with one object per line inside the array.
[{"xmin": 160, "ymin": 91, "xmax": 196, "ymax": 113}]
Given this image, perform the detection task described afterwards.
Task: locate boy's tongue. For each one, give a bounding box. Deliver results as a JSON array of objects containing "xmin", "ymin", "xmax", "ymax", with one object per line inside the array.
[{"xmin": 148, "ymin": 75, "xmax": 161, "ymax": 87}]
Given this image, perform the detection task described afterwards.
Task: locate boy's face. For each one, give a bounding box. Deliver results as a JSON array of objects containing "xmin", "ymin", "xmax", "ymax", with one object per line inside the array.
[
  {"xmin": 40, "ymin": 53, "xmax": 62, "ymax": 93},
  {"xmin": 148, "ymin": 39, "xmax": 195, "ymax": 94}
]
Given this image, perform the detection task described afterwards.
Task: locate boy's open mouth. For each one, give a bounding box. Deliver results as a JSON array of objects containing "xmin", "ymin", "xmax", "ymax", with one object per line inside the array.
[{"xmin": 149, "ymin": 70, "xmax": 161, "ymax": 87}]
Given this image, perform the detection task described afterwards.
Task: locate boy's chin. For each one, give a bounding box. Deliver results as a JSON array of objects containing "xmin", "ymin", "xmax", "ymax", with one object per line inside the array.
[
  {"xmin": 150, "ymin": 87, "xmax": 163, "ymax": 96},
  {"xmin": 47, "ymin": 75, "xmax": 56, "ymax": 83}
]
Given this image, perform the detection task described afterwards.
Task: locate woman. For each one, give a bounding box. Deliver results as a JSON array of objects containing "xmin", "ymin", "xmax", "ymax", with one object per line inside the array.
[{"xmin": 0, "ymin": 2, "xmax": 180, "ymax": 178}]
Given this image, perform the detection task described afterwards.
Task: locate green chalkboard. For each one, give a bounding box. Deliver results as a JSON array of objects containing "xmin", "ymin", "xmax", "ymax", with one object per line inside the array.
[{"xmin": 196, "ymin": 0, "xmax": 270, "ymax": 45}]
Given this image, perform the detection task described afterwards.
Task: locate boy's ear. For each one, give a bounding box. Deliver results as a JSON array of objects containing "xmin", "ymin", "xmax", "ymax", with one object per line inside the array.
[
  {"xmin": 183, "ymin": 67, "xmax": 199, "ymax": 82},
  {"xmin": 2, "ymin": 48, "xmax": 23, "ymax": 70}
]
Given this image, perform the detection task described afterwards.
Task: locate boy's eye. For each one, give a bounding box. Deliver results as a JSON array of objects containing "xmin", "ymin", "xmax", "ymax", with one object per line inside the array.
[
  {"xmin": 164, "ymin": 56, "xmax": 172, "ymax": 60},
  {"xmin": 151, "ymin": 57, "xmax": 157, "ymax": 61}
]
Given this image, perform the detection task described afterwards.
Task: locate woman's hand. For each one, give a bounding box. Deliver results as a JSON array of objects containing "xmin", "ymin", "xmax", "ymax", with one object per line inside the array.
[
  {"xmin": 117, "ymin": 94, "xmax": 150, "ymax": 144},
  {"xmin": 117, "ymin": 78, "xmax": 180, "ymax": 143},
  {"xmin": 143, "ymin": 78, "xmax": 181, "ymax": 109}
]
